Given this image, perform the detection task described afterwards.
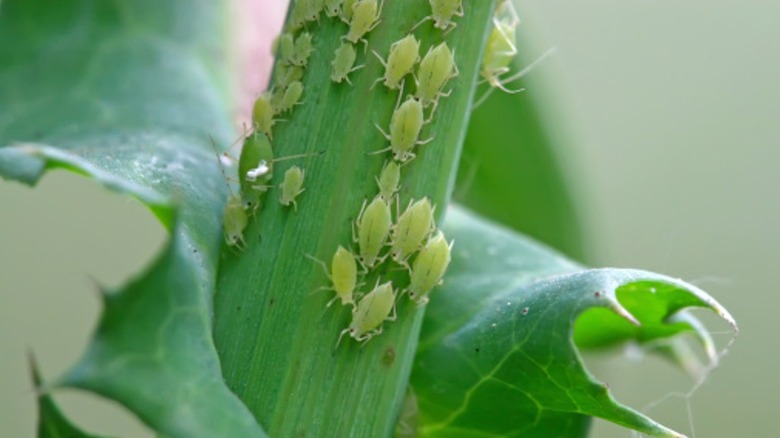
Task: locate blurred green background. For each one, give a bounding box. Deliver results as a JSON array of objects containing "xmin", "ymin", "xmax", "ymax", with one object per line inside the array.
[{"xmin": 1, "ymin": 0, "xmax": 777, "ymax": 436}]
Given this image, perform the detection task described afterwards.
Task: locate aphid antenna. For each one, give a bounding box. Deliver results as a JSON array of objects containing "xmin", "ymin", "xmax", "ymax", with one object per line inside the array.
[
  {"xmin": 473, "ymin": 46, "xmax": 556, "ymax": 109},
  {"xmin": 208, "ymin": 135, "xmax": 239, "ymax": 198}
]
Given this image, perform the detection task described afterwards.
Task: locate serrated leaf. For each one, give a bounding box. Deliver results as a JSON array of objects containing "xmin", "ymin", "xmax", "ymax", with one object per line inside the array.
[
  {"xmin": 30, "ymin": 354, "xmax": 106, "ymax": 438},
  {"xmin": 0, "ymin": 0, "xmax": 265, "ymax": 436},
  {"xmin": 411, "ymin": 207, "xmax": 736, "ymax": 438}
]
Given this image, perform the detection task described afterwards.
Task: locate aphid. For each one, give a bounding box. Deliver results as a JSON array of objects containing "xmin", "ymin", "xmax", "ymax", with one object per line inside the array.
[
  {"xmin": 407, "ymin": 232, "xmax": 453, "ymax": 305},
  {"xmin": 292, "ymin": 32, "xmax": 313, "ymax": 67},
  {"xmin": 279, "ymin": 165, "xmax": 305, "ymax": 210},
  {"xmin": 372, "ymin": 34, "xmax": 420, "ymax": 90},
  {"xmin": 252, "ymin": 92, "xmax": 276, "ymax": 138},
  {"xmin": 343, "ymin": 0, "xmax": 382, "ymax": 48},
  {"xmin": 306, "ymin": 246, "xmax": 358, "ymax": 307},
  {"xmin": 375, "ymin": 160, "xmax": 400, "ymax": 202},
  {"xmin": 274, "ymin": 63, "xmax": 304, "ymax": 89},
  {"xmin": 278, "ymin": 33, "xmax": 296, "ymax": 65},
  {"xmin": 414, "ymin": 42, "xmax": 458, "ymax": 109},
  {"xmin": 374, "ymin": 96, "xmax": 432, "ymax": 162},
  {"xmin": 481, "ymin": 17, "xmax": 518, "ymax": 92},
  {"xmin": 331, "ymin": 42, "xmax": 363, "ymax": 84},
  {"xmin": 390, "ymin": 198, "xmax": 435, "ymax": 265},
  {"xmin": 276, "ymin": 81, "xmax": 304, "ymax": 114},
  {"xmin": 238, "ymin": 131, "xmax": 275, "ymax": 213},
  {"xmin": 289, "ymin": 0, "xmax": 309, "ymax": 30},
  {"xmin": 223, "ymin": 195, "xmax": 249, "ymax": 249},
  {"xmin": 324, "ymin": 0, "xmax": 343, "ymax": 17},
  {"xmin": 337, "ymin": 280, "xmax": 397, "ymax": 346},
  {"xmin": 305, "ymin": 0, "xmax": 325, "ymax": 21},
  {"xmin": 353, "ymin": 197, "xmax": 392, "ymax": 269},
  {"xmin": 340, "ymin": 0, "xmax": 358, "ymax": 22},
  {"xmin": 412, "ymin": 0, "xmax": 464, "ymax": 33}
]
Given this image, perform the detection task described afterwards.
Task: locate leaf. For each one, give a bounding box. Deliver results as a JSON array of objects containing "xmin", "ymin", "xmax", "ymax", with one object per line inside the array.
[
  {"xmin": 457, "ymin": 27, "xmax": 586, "ymax": 260},
  {"xmin": 30, "ymin": 354, "xmax": 105, "ymax": 438},
  {"xmin": 411, "ymin": 207, "xmax": 736, "ymax": 438},
  {"xmin": 0, "ymin": 0, "xmax": 265, "ymax": 436}
]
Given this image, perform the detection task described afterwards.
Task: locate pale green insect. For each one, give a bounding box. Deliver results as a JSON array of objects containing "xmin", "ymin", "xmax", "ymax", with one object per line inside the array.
[
  {"xmin": 305, "ymin": 0, "xmax": 325, "ymax": 21},
  {"xmin": 375, "ymin": 160, "xmax": 400, "ymax": 203},
  {"xmin": 279, "ymin": 165, "xmax": 305, "ymax": 210},
  {"xmin": 324, "ymin": 0, "xmax": 343, "ymax": 17},
  {"xmin": 306, "ymin": 246, "xmax": 358, "ymax": 308},
  {"xmin": 374, "ymin": 96, "xmax": 432, "ymax": 163},
  {"xmin": 481, "ymin": 17, "xmax": 518, "ymax": 92},
  {"xmin": 252, "ymin": 92, "xmax": 276, "ymax": 138},
  {"xmin": 289, "ymin": 0, "xmax": 309, "ymax": 30},
  {"xmin": 274, "ymin": 63, "xmax": 304, "ymax": 89},
  {"xmin": 331, "ymin": 42, "xmax": 363, "ymax": 85},
  {"xmin": 337, "ymin": 280, "xmax": 397, "ymax": 346},
  {"xmin": 278, "ymin": 33, "xmax": 296, "ymax": 65},
  {"xmin": 238, "ymin": 131, "xmax": 275, "ymax": 213},
  {"xmin": 353, "ymin": 197, "xmax": 392, "ymax": 269},
  {"xmin": 223, "ymin": 194, "xmax": 249, "ymax": 249},
  {"xmin": 292, "ymin": 32, "xmax": 313, "ymax": 67},
  {"xmin": 407, "ymin": 232, "xmax": 453, "ymax": 305},
  {"xmin": 414, "ymin": 42, "xmax": 458, "ymax": 109},
  {"xmin": 343, "ymin": 0, "xmax": 382, "ymax": 48},
  {"xmin": 390, "ymin": 198, "xmax": 435, "ymax": 266},
  {"xmin": 340, "ymin": 0, "xmax": 358, "ymax": 22},
  {"xmin": 372, "ymin": 34, "xmax": 420, "ymax": 90},
  {"xmin": 413, "ymin": 0, "xmax": 464, "ymax": 33},
  {"xmin": 276, "ymin": 80, "xmax": 304, "ymax": 114}
]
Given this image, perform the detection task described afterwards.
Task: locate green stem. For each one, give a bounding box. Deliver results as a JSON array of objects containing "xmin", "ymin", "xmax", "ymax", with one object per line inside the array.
[{"xmin": 214, "ymin": 1, "xmax": 497, "ymax": 436}]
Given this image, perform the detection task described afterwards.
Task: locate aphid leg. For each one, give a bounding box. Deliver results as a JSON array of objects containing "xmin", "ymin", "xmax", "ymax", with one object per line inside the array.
[
  {"xmin": 410, "ymin": 15, "xmax": 431, "ymax": 32},
  {"xmin": 335, "ymin": 328, "xmax": 351, "ymax": 349},
  {"xmin": 373, "ymin": 122, "xmax": 392, "ymax": 141},
  {"xmin": 305, "ymin": 253, "xmax": 332, "ymax": 278}
]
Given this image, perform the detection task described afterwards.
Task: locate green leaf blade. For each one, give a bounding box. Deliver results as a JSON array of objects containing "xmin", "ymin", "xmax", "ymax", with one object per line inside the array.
[{"xmin": 413, "ymin": 207, "xmax": 735, "ymax": 438}]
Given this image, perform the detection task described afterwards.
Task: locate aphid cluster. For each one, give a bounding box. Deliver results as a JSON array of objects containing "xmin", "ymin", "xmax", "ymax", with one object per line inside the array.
[
  {"xmin": 313, "ymin": 193, "xmax": 452, "ymax": 348},
  {"xmin": 215, "ymin": 130, "xmax": 315, "ymax": 249}
]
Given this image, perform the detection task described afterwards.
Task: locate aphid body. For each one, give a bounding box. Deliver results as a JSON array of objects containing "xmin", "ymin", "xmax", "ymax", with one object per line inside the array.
[
  {"xmin": 252, "ymin": 92, "xmax": 276, "ymax": 138},
  {"xmin": 279, "ymin": 33, "xmax": 296, "ymax": 65},
  {"xmin": 306, "ymin": 0, "xmax": 325, "ymax": 21},
  {"xmin": 407, "ymin": 232, "xmax": 452, "ymax": 305},
  {"xmin": 274, "ymin": 63, "xmax": 304, "ymax": 90},
  {"xmin": 338, "ymin": 281, "xmax": 396, "ymax": 345},
  {"xmin": 375, "ymin": 96, "xmax": 431, "ymax": 162},
  {"xmin": 375, "ymin": 160, "xmax": 400, "ymax": 202},
  {"xmin": 354, "ymin": 197, "xmax": 392, "ymax": 269},
  {"xmin": 223, "ymin": 194, "xmax": 248, "ymax": 249},
  {"xmin": 238, "ymin": 132, "xmax": 275, "ymax": 213},
  {"xmin": 373, "ymin": 34, "xmax": 420, "ymax": 90},
  {"xmin": 429, "ymin": 0, "xmax": 464, "ymax": 32},
  {"xmin": 277, "ymin": 80, "xmax": 304, "ymax": 114},
  {"xmin": 325, "ymin": 0, "xmax": 343, "ymax": 17},
  {"xmin": 331, "ymin": 42, "xmax": 362, "ymax": 84},
  {"xmin": 415, "ymin": 42, "xmax": 458, "ymax": 108},
  {"xmin": 308, "ymin": 246, "xmax": 358, "ymax": 307},
  {"xmin": 292, "ymin": 32, "xmax": 313, "ymax": 67},
  {"xmin": 481, "ymin": 18, "xmax": 517, "ymax": 90},
  {"xmin": 344, "ymin": 0, "xmax": 381, "ymax": 46},
  {"xmin": 390, "ymin": 198, "xmax": 435, "ymax": 265},
  {"xmin": 280, "ymin": 165, "xmax": 305, "ymax": 209},
  {"xmin": 340, "ymin": 0, "xmax": 358, "ymax": 22}
]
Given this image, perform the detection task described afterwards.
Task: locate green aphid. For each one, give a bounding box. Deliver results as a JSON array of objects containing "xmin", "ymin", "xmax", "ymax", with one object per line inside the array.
[
  {"xmin": 273, "ymin": 63, "xmax": 304, "ymax": 90},
  {"xmin": 279, "ymin": 32, "xmax": 296, "ymax": 65},
  {"xmin": 413, "ymin": 0, "xmax": 464, "ymax": 34},
  {"xmin": 277, "ymin": 81, "xmax": 304, "ymax": 114},
  {"xmin": 331, "ymin": 42, "xmax": 363, "ymax": 85},
  {"xmin": 223, "ymin": 194, "xmax": 249, "ymax": 249},
  {"xmin": 324, "ymin": 0, "xmax": 343, "ymax": 17},
  {"xmin": 372, "ymin": 34, "xmax": 420, "ymax": 90},
  {"xmin": 481, "ymin": 17, "xmax": 518, "ymax": 91},
  {"xmin": 374, "ymin": 96, "xmax": 432, "ymax": 163},
  {"xmin": 390, "ymin": 198, "xmax": 435, "ymax": 266},
  {"xmin": 279, "ymin": 165, "xmax": 306, "ymax": 210},
  {"xmin": 307, "ymin": 245, "xmax": 359, "ymax": 308},
  {"xmin": 292, "ymin": 32, "xmax": 313, "ymax": 67},
  {"xmin": 343, "ymin": 0, "xmax": 382, "ymax": 48},
  {"xmin": 337, "ymin": 280, "xmax": 396, "ymax": 346},
  {"xmin": 414, "ymin": 42, "xmax": 458, "ymax": 110},
  {"xmin": 238, "ymin": 132, "xmax": 275, "ymax": 214},
  {"xmin": 340, "ymin": 0, "xmax": 358, "ymax": 22},
  {"xmin": 375, "ymin": 160, "xmax": 400, "ymax": 203},
  {"xmin": 407, "ymin": 232, "xmax": 452, "ymax": 305},
  {"xmin": 354, "ymin": 196, "xmax": 392, "ymax": 269},
  {"xmin": 252, "ymin": 92, "xmax": 276, "ymax": 138}
]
